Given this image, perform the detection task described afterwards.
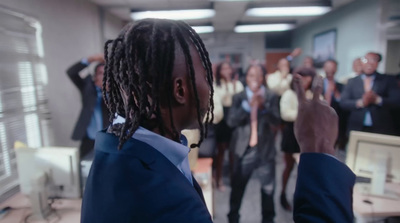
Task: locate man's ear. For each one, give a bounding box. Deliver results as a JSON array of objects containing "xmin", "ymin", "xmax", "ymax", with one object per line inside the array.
[{"xmin": 173, "ymin": 77, "xmax": 187, "ymax": 104}]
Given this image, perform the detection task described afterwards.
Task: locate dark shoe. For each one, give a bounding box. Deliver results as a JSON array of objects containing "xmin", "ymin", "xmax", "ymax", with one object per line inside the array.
[
  {"xmin": 227, "ymin": 212, "xmax": 239, "ymax": 223},
  {"xmin": 262, "ymin": 217, "xmax": 275, "ymax": 223},
  {"xmin": 280, "ymin": 193, "xmax": 292, "ymax": 212}
]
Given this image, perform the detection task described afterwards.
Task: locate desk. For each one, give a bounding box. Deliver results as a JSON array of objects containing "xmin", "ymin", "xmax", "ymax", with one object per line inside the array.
[
  {"xmin": 353, "ymin": 183, "xmax": 400, "ymax": 223},
  {"xmin": 2, "ymin": 159, "xmax": 213, "ymax": 222},
  {"xmin": 0, "ymin": 193, "xmax": 81, "ymax": 223},
  {"xmin": 293, "ymin": 153, "xmax": 300, "ymax": 164},
  {"xmin": 193, "ymin": 158, "xmax": 213, "ymax": 217}
]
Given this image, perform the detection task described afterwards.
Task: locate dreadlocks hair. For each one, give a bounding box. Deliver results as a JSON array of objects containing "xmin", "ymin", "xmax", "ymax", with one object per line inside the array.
[{"xmin": 102, "ymin": 19, "xmax": 214, "ymax": 149}]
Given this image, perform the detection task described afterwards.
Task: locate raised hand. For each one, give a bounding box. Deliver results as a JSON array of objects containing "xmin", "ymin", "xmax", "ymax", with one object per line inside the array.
[
  {"xmin": 290, "ymin": 48, "xmax": 302, "ymax": 58},
  {"xmin": 88, "ymin": 54, "xmax": 105, "ymax": 63},
  {"xmin": 293, "ymin": 74, "xmax": 338, "ymax": 155},
  {"xmin": 250, "ymin": 88, "xmax": 264, "ymax": 109}
]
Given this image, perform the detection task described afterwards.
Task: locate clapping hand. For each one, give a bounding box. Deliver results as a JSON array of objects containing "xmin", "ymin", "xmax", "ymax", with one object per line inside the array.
[
  {"xmin": 250, "ymin": 88, "xmax": 265, "ymax": 109},
  {"xmin": 290, "ymin": 48, "xmax": 302, "ymax": 58},
  {"xmin": 362, "ymin": 91, "xmax": 378, "ymax": 106}
]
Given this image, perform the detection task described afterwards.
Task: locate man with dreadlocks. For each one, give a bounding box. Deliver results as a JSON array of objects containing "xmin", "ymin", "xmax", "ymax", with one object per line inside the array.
[
  {"xmin": 81, "ymin": 19, "xmax": 214, "ymax": 222},
  {"xmin": 81, "ymin": 18, "xmax": 355, "ymax": 223}
]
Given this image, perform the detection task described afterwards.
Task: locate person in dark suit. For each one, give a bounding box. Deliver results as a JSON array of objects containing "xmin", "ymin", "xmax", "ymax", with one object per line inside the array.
[
  {"xmin": 66, "ymin": 54, "xmax": 109, "ymax": 157},
  {"xmin": 81, "ymin": 19, "xmax": 215, "ymax": 223},
  {"xmin": 395, "ymin": 72, "xmax": 400, "ymax": 135},
  {"xmin": 340, "ymin": 52, "xmax": 400, "ymax": 136},
  {"xmin": 227, "ymin": 64, "xmax": 280, "ymax": 223},
  {"xmin": 322, "ymin": 59, "xmax": 348, "ymax": 149},
  {"xmin": 82, "ymin": 19, "xmax": 355, "ymax": 223}
]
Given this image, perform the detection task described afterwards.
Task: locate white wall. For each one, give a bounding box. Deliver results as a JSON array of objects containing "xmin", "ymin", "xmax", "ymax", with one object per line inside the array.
[
  {"xmin": 0, "ymin": 0, "xmax": 124, "ymax": 147},
  {"xmin": 201, "ymin": 32, "xmax": 266, "ymax": 69},
  {"xmin": 104, "ymin": 10, "xmax": 125, "ymax": 40},
  {"xmin": 292, "ymin": 0, "xmax": 381, "ymax": 79},
  {"xmin": 385, "ymin": 40, "xmax": 400, "ymax": 74}
]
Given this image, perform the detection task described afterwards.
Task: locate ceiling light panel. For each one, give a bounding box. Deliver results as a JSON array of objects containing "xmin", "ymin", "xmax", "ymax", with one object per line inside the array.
[
  {"xmin": 192, "ymin": 26, "xmax": 215, "ymax": 34},
  {"xmin": 246, "ymin": 6, "xmax": 331, "ymax": 17},
  {"xmin": 212, "ymin": 0, "xmax": 254, "ymax": 1},
  {"xmin": 131, "ymin": 9, "xmax": 215, "ymax": 20},
  {"xmin": 234, "ymin": 23, "xmax": 295, "ymax": 33}
]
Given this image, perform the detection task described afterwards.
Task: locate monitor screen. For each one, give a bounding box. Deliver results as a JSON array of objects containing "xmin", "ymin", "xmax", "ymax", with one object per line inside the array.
[
  {"xmin": 15, "ymin": 147, "xmax": 80, "ymax": 198},
  {"xmin": 346, "ymin": 131, "xmax": 400, "ymax": 183}
]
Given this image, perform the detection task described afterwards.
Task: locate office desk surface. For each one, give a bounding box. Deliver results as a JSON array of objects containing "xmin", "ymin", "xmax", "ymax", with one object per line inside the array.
[
  {"xmin": 193, "ymin": 158, "xmax": 213, "ymax": 217},
  {"xmin": 0, "ymin": 193, "xmax": 81, "ymax": 223},
  {"xmin": 353, "ymin": 183, "xmax": 400, "ymax": 217}
]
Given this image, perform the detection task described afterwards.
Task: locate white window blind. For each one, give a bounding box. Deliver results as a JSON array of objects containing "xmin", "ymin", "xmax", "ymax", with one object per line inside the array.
[{"xmin": 0, "ymin": 7, "xmax": 51, "ymax": 200}]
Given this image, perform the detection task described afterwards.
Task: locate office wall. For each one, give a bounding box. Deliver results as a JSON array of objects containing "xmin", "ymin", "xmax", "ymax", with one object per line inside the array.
[
  {"xmin": 104, "ymin": 10, "xmax": 126, "ymax": 40},
  {"xmin": 0, "ymin": 0, "xmax": 124, "ymax": 147},
  {"xmin": 385, "ymin": 40, "xmax": 400, "ymax": 74},
  {"xmin": 202, "ymin": 32, "xmax": 266, "ymax": 70},
  {"xmin": 292, "ymin": 0, "xmax": 381, "ymax": 79}
]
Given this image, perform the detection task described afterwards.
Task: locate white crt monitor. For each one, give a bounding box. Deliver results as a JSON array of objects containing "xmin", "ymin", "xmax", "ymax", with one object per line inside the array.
[
  {"xmin": 346, "ymin": 131, "xmax": 400, "ymax": 183},
  {"xmin": 15, "ymin": 147, "xmax": 81, "ymax": 198}
]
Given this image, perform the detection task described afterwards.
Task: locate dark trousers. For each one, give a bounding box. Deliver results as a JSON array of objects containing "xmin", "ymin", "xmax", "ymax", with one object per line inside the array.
[
  {"xmin": 79, "ymin": 135, "xmax": 95, "ymax": 158},
  {"xmin": 228, "ymin": 146, "xmax": 275, "ymax": 223}
]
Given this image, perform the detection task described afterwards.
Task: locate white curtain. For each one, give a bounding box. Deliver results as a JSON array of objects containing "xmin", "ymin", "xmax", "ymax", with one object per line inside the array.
[{"xmin": 0, "ymin": 6, "xmax": 51, "ymax": 200}]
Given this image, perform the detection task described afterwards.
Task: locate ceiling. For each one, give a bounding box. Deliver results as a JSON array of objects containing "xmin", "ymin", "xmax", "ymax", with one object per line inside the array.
[{"xmin": 90, "ymin": 0, "xmax": 355, "ymax": 33}]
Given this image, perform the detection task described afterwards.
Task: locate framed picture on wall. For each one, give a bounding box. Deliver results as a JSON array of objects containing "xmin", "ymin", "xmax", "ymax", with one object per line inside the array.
[{"xmin": 313, "ymin": 29, "xmax": 337, "ymax": 68}]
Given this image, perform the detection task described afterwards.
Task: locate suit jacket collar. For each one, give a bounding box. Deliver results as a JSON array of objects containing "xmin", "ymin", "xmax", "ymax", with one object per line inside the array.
[
  {"xmin": 238, "ymin": 89, "xmax": 247, "ymax": 100},
  {"xmin": 95, "ymin": 130, "xmax": 157, "ymax": 165},
  {"xmin": 110, "ymin": 115, "xmax": 190, "ymax": 168},
  {"xmin": 323, "ymin": 78, "xmax": 343, "ymax": 94},
  {"xmin": 239, "ymin": 86, "xmax": 272, "ymax": 100},
  {"xmin": 358, "ymin": 72, "xmax": 383, "ymax": 92},
  {"xmin": 244, "ymin": 86, "xmax": 266, "ymax": 101},
  {"xmin": 94, "ymin": 130, "xmax": 208, "ymax": 208}
]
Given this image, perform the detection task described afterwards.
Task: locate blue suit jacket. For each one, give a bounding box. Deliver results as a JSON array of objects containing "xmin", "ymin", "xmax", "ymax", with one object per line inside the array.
[
  {"xmin": 81, "ymin": 130, "xmax": 213, "ymax": 223},
  {"xmin": 294, "ymin": 153, "xmax": 356, "ymax": 223}
]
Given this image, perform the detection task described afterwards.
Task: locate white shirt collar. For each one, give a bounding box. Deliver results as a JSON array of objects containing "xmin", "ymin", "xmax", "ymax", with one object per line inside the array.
[{"xmin": 245, "ymin": 85, "xmax": 266, "ymax": 101}]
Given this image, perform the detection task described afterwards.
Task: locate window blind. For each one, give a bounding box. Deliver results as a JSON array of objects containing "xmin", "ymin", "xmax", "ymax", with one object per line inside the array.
[{"xmin": 0, "ymin": 7, "xmax": 51, "ymax": 200}]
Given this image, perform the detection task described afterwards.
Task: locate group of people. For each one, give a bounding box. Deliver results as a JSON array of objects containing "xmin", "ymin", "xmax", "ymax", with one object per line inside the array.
[
  {"xmin": 64, "ymin": 19, "xmax": 398, "ymax": 223},
  {"xmin": 203, "ymin": 50, "xmax": 400, "ymax": 222}
]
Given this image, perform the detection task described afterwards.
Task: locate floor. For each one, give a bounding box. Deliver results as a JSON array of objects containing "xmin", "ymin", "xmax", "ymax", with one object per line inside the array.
[{"xmin": 212, "ymin": 133, "xmax": 297, "ymax": 223}]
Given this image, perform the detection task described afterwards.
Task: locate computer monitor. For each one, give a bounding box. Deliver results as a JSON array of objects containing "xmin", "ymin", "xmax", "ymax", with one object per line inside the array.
[
  {"xmin": 15, "ymin": 147, "xmax": 81, "ymax": 220},
  {"xmin": 15, "ymin": 147, "xmax": 81, "ymax": 198},
  {"xmin": 346, "ymin": 131, "xmax": 400, "ymax": 198}
]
